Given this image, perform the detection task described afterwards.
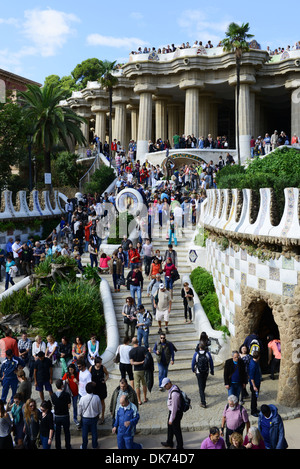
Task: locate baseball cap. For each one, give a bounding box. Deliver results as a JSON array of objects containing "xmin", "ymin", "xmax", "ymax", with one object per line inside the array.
[
  {"xmin": 161, "ymin": 378, "xmax": 171, "ymax": 387},
  {"xmin": 159, "ymin": 283, "xmax": 165, "ymax": 289}
]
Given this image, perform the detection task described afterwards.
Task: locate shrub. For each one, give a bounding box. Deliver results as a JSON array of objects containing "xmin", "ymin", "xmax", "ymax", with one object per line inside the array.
[
  {"xmin": 0, "ymin": 288, "xmax": 40, "ymax": 321},
  {"xmin": 190, "ymin": 267, "xmax": 215, "ymax": 300},
  {"xmin": 31, "ymin": 280, "xmax": 104, "ymax": 342},
  {"xmin": 84, "ymin": 166, "xmax": 115, "ymax": 195}
]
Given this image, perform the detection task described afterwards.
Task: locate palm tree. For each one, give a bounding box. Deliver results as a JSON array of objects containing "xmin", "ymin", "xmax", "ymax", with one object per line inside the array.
[
  {"xmin": 98, "ymin": 60, "xmax": 119, "ymax": 166},
  {"xmin": 18, "ymin": 83, "xmax": 87, "ymax": 191},
  {"xmin": 221, "ymin": 22, "xmax": 254, "ymax": 165}
]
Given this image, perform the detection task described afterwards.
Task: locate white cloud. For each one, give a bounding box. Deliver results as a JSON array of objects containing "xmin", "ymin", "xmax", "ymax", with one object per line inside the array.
[
  {"xmin": 22, "ymin": 8, "xmax": 80, "ymax": 57},
  {"xmin": 130, "ymin": 12, "xmax": 144, "ymax": 21},
  {"xmin": 87, "ymin": 33, "xmax": 148, "ymax": 50},
  {"xmin": 0, "ymin": 17, "xmax": 20, "ymax": 27},
  {"xmin": 178, "ymin": 9, "xmax": 233, "ymax": 45}
]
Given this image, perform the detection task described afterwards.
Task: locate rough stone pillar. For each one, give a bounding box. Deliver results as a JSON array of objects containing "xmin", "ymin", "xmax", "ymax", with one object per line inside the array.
[{"xmin": 209, "ymin": 101, "xmax": 218, "ymax": 139}]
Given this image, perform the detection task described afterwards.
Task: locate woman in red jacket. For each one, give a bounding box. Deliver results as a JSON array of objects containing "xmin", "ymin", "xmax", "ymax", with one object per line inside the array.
[{"xmin": 164, "ymin": 257, "xmax": 176, "ymax": 295}]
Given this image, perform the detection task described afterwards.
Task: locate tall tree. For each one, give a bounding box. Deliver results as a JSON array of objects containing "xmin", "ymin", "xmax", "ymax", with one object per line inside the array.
[
  {"xmin": 98, "ymin": 60, "xmax": 119, "ymax": 166},
  {"xmin": 221, "ymin": 22, "xmax": 254, "ymax": 165},
  {"xmin": 71, "ymin": 58, "xmax": 104, "ymax": 89},
  {"xmin": 18, "ymin": 83, "xmax": 87, "ymax": 191}
]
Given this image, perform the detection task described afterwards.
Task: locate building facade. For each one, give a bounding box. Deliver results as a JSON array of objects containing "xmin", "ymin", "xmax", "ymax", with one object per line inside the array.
[{"xmin": 66, "ymin": 45, "xmax": 300, "ymax": 163}]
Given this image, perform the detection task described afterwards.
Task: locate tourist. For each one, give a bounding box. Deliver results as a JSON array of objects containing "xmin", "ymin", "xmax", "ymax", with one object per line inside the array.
[
  {"xmin": 115, "ymin": 337, "xmax": 134, "ymax": 388},
  {"xmin": 149, "ymin": 257, "xmax": 162, "ymax": 280},
  {"xmin": 160, "ymin": 378, "xmax": 184, "ymax": 450},
  {"xmin": 200, "ymin": 427, "xmax": 226, "ymax": 449},
  {"xmin": 16, "ymin": 369, "xmax": 32, "ymax": 403},
  {"xmin": 243, "ymin": 426, "xmax": 265, "ymax": 449},
  {"xmin": 136, "ymin": 304, "xmax": 152, "ymax": 350},
  {"xmin": 258, "ymin": 404, "xmax": 288, "ymax": 449},
  {"xmin": 248, "ymin": 351, "xmax": 262, "ymax": 417},
  {"xmin": 18, "ymin": 332, "xmax": 32, "ymax": 368},
  {"xmin": 267, "ymin": 335, "xmax": 281, "ymax": 380},
  {"xmin": 89, "ymin": 356, "xmax": 109, "ymax": 424},
  {"xmin": 62, "ymin": 363, "xmax": 80, "ymax": 426},
  {"xmin": 112, "ymin": 394, "xmax": 142, "ymax": 449},
  {"xmin": 77, "ymin": 358, "xmax": 92, "ymax": 399},
  {"xmin": 163, "ymin": 257, "xmax": 176, "ymax": 296},
  {"xmin": 110, "ymin": 378, "xmax": 139, "ymax": 422},
  {"xmin": 0, "ymin": 328, "xmax": 19, "ymax": 361},
  {"xmin": 99, "ymin": 252, "xmax": 111, "ymax": 273},
  {"xmin": 163, "ymin": 243, "xmax": 178, "ymax": 267},
  {"xmin": 223, "ymin": 350, "xmax": 248, "ymax": 402},
  {"xmin": 153, "ymin": 333, "xmax": 175, "ymax": 391},
  {"xmin": 0, "ymin": 399, "xmax": 13, "ymax": 449},
  {"xmin": 7, "ymin": 392, "xmax": 24, "ymax": 448},
  {"xmin": 39, "ymin": 400, "xmax": 54, "ymax": 449},
  {"xmin": 30, "ymin": 335, "xmax": 46, "ymax": 380},
  {"xmin": 4, "ymin": 253, "xmax": 16, "ymax": 291},
  {"xmin": 87, "ymin": 333, "xmax": 100, "ymax": 367},
  {"xmin": 229, "ymin": 431, "xmax": 246, "ymax": 449},
  {"xmin": 71, "ymin": 336, "xmax": 86, "ymax": 369},
  {"xmin": 78, "ymin": 381, "xmax": 102, "ymax": 449},
  {"xmin": 181, "ymin": 281, "xmax": 194, "ymax": 323},
  {"xmin": 153, "ymin": 283, "xmax": 172, "ymax": 334},
  {"xmin": 45, "ymin": 334, "xmax": 58, "ymax": 365},
  {"xmin": 142, "ymin": 238, "xmax": 154, "ymax": 276},
  {"xmin": 58, "ymin": 336, "xmax": 72, "ymax": 376},
  {"xmin": 129, "ymin": 337, "xmax": 148, "ymax": 406},
  {"xmin": 126, "ymin": 266, "xmax": 143, "ymax": 308},
  {"xmin": 122, "ymin": 297, "xmax": 137, "ymax": 341},
  {"xmin": 220, "ymin": 394, "xmax": 250, "ymax": 448},
  {"xmin": 33, "ymin": 351, "xmax": 53, "ymax": 402},
  {"xmin": 0, "ymin": 349, "xmax": 20, "ymax": 405},
  {"xmin": 51, "ymin": 379, "xmax": 72, "ymax": 450},
  {"xmin": 191, "ymin": 341, "xmax": 214, "ymax": 408},
  {"xmin": 108, "ymin": 251, "xmax": 123, "ymax": 292},
  {"xmin": 239, "ymin": 345, "xmax": 251, "ymax": 401},
  {"xmin": 195, "ymin": 331, "xmax": 211, "ymax": 352}
]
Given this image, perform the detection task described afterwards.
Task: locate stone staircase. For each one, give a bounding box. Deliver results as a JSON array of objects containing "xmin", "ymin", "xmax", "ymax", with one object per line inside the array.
[{"xmin": 83, "ymin": 225, "xmax": 201, "ymax": 379}]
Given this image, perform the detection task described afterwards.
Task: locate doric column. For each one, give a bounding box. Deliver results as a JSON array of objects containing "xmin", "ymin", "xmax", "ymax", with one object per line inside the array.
[
  {"xmin": 199, "ymin": 93, "xmax": 212, "ymax": 138},
  {"xmin": 167, "ymin": 104, "xmax": 179, "ymax": 145},
  {"xmin": 114, "ymin": 102, "xmax": 127, "ymax": 148},
  {"xmin": 127, "ymin": 104, "xmax": 139, "ymax": 142},
  {"xmin": 94, "ymin": 111, "xmax": 107, "ymax": 144},
  {"xmin": 291, "ymin": 87, "xmax": 300, "ymax": 138},
  {"xmin": 134, "ymin": 83, "xmax": 157, "ymax": 161},
  {"xmin": 179, "ymin": 77, "xmax": 204, "ymax": 138},
  {"xmin": 154, "ymin": 96, "xmax": 168, "ymax": 142}
]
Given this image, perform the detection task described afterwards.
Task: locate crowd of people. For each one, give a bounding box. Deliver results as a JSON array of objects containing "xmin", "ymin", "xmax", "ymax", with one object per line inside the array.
[{"xmin": 0, "ymin": 322, "xmax": 286, "ymax": 450}]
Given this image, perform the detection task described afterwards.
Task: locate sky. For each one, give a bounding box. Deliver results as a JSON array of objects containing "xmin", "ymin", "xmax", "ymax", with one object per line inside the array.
[{"xmin": 0, "ymin": 0, "xmax": 299, "ymax": 85}]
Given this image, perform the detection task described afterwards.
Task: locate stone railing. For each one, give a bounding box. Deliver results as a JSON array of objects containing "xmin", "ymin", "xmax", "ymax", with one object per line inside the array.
[
  {"xmin": 201, "ymin": 187, "xmax": 300, "ymax": 246},
  {"xmin": 0, "ymin": 190, "xmax": 67, "ymax": 220}
]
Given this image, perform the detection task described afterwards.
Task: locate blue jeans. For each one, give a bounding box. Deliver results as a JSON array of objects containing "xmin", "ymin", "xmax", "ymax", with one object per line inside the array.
[
  {"xmin": 123, "ymin": 251, "xmax": 129, "ymax": 268},
  {"xmin": 137, "ymin": 328, "xmax": 149, "ymax": 349},
  {"xmin": 40, "ymin": 435, "xmax": 52, "ymax": 449},
  {"xmin": 158, "ymin": 362, "xmax": 169, "ymax": 388},
  {"xmin": 1, "ymin": 377, "xmax": 18, "ymax": 404},
  {"xmin": 130, "ymin": 285, "xmax": 142, "ymax": 307},
  {"xmin": 169, "ymin": 230, "xmax": 177, "ymax": 246},
  {"xmin": 228, "ymin": 383, "xmax": 242, "ymax": 401},
  {"xmin": 165, "ymin": 276, "xmax": 173, "ymax": 290},
  {"xmin": 72, "ymin": 395, "xmax": 78, "ymax": 422},
  {"xmin": 5, "ymin": 272, "xmax": 14, "ymax": 291},
  {"xmin": 81, "ymin": 416, "xmax": 98, "ymax": 449}
]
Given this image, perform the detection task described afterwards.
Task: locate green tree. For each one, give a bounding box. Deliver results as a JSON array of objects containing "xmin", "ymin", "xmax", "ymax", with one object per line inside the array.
[
  {"xmin": 52, "ymin": 151, "xmax": 86, "ymax": 187},
  {"xmin": 221, "ymin": 22, "xmax": 254, "ymax": 165},
  {"xmin": 18, "ymin": 83, "xmax": 87, "ymax": 191},
  {"xmin": 0, "ymin": 102, "xmax": 29, "ymax": 190},
  {"xmin": 98, "ymin": 60, "xmax": 119, "ymax": 166},
  {"xmin": 84, "ymin": 165, "xmax": 115, "ymax": 195},
  {"xmin": 71, "ymin": 58, "xmax": 104, "ymax": 89},
  {"xmin": 44, "ymin": 74, "xmax": 79, "ymax": 98}
]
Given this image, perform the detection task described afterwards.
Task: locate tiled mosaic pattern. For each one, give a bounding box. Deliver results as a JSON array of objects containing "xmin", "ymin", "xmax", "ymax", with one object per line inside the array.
[{"xmin": 206, "ymin": 240, "xmax": 300, "ymax": 336}]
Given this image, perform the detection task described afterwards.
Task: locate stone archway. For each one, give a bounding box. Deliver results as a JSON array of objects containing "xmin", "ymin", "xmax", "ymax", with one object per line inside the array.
[{"xmin": 233, "ymin": 286, "xmax": 300, "ymax": 407}]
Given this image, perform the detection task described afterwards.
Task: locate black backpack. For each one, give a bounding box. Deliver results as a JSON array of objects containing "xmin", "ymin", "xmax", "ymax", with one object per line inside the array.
[
  {"xmin": 196, "ymin": 351, "xmax": 209, "ymax": 374},
  {"xmin": 171, "ymin": 388, "xmax": 192, "ymax": 413}
]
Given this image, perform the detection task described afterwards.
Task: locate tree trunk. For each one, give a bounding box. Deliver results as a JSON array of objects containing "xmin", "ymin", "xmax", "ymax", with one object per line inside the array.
[
  {"xmin": 44, "ymin": 149, "xmax": 52, "ymax": 192},
  {"xmin": 236, "ymin": 55, "xmax": 241, "ymax": 165},
  {"xmin": 109, "ymin": 88, "xmax": 112, "ymax": 167}
]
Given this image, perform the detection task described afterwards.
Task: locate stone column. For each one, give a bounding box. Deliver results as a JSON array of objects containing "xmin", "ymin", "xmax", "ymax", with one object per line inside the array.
[
  {"xmin": 167, "ymin": 104, "xmax": 179, "ymax": 146},
  {"xmin": 135, "ymin": 83, "xmax": 156, "ymax": 161},
  {"xmin": 291, "ymin": 87, "xmax": 300, "ymax": 139},
  {"xmin": 127, "ymin": 105, "xmax": 139, "ymax": 142},
  {"xmin": 154, "ymin": 96, "xmax": 168, "ymax": 142},
  {"xmin": 238, "ymin": 83, "xmax": 252, "ymax": 161},
  {"xmin": 114, "ymin": 102, "xmax": 127, "ymax": 148},
  {"xmin": 94, "ymin": 110, "xmax": 107, "ymax": 144},
  {"xmin": 199, "ymin": 94, "xmax": 211, "ymax": 138},
  {"xmin": 184, "ymin": 87, "xmax": 199, "ymax": 137}
]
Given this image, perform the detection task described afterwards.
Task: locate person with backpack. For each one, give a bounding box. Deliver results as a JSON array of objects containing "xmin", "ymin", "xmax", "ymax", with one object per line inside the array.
[
  {"xmin": 191, "ymin": 342, "xmax": 214, "ymax": 408},
  {"xmin": 160, "ymin": 378, "xmax": 184, "ymax": 450},
  {"xmin": 136, "ymin": 304, "xmax": 152, "ymax": 350},
  {"xmin": 220, "ymin": 394, "xmax": 250, "ymax": 448},
  {"xmin": 153, "ymin": 333, "xmax": 175, "ymax": 391},
  {"xmin": 51, "ymin": 379, "xmax": 72, "ymax": 450},
  {"xmin": 243, "ymin": 332, "xmax": 262, "ymax": 357}
]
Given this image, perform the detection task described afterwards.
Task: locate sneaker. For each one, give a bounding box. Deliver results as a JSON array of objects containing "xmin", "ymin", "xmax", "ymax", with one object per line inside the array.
[
  {"xmin": 158, "ymin": 328, "xmax": 162, "ymax": 334},
  {"xmin": 165, "ymin": 327, "xmax": 169, "ymax": 333}
]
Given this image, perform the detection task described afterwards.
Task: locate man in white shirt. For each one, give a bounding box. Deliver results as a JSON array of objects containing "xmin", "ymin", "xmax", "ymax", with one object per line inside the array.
[
  {"xmin": 77, "ymin": 358, "xmax": 92, "ymax": 398},
  {"xmin": 142, "ymin": 238, "xmax": 153, "ymax": 276},
  {"xmin": 78, "ymin": 381, "xmax": 102, "ymax": 449},
  {"xmin": 12, "ymin": 238, "xmax": 22, "ymax": 275}
]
